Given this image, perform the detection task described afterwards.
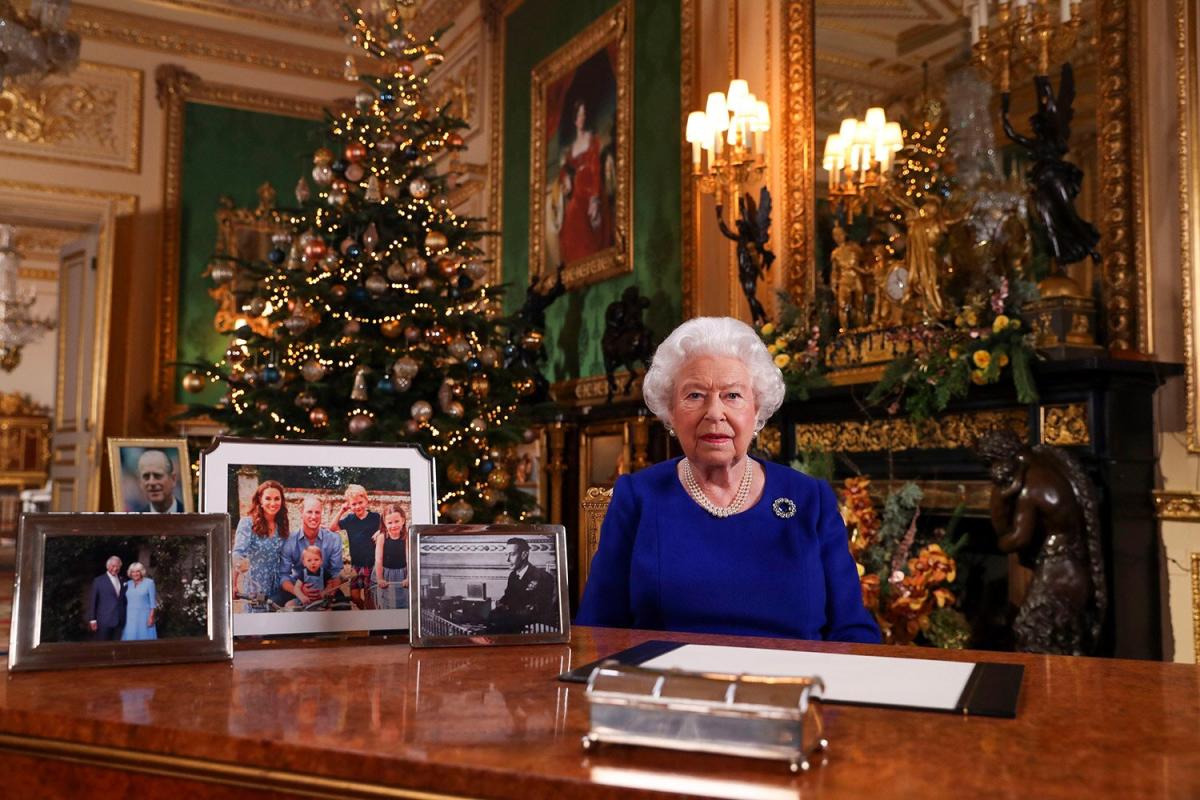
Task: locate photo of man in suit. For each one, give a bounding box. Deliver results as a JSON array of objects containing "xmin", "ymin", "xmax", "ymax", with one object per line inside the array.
[
  {"xmin": 487, "ymin": 538, "xmax": 557, "ymax": 634},
  {"xmin": 132, "ymin": 449, "xmax": 183, "ymax": 513},
  {"xmin": 87, "ymin": 555, "xmax": 126, "ymax": 640}
]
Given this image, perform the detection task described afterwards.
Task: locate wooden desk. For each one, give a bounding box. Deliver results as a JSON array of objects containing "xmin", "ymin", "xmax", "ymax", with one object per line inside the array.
[{"xmin": 1, "ymin": 627, "xmax": 1198, "ymax": 799}]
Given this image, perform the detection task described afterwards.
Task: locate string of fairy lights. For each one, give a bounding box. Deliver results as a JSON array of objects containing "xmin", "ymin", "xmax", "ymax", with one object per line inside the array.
[
  {"xmin": 184, "ymin": 4, "xmax": 540, "ymax": 523},
  {"xmin": 883, "ymin": 120, "xmax": 951, "ymax": 259}
]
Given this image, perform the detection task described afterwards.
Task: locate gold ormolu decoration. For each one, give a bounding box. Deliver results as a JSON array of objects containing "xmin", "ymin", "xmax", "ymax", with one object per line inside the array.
[
  {"xmin": 783, "ymin": 0, "xmax": 815, "ymax": 301},
  {"xmin": 209, "ymin": 183, "xmax": 283, "ymax": 338},
  {"xmin": 527, "ymin": 0, "xmax": 632, "ymax": 291},
  {"xmin": 143, "ymin": 0, "xmax": 344, "ymax": 36},
  {"xmin": 680, "ymin": 0, "xmax": 697, "ymax": 320},
  {"xmin": 757, "ymin": 424, "xmax": 782, "ymax": 460},
  {"xmin": 795, "ymin": 408, "xmax": 1028, "ymax": 453},
  {"xmin": 867, "ymin": 479, "xmax": 993, "ymax": 514},
  {"xmin": 579, "ymin": 485, "xmax": 614, "ymax": 601},
  {"xmin": 153, "ymin": 65, "xmax": 326, "ymax": 420},
  {"xmin": 69, "ymin": 4, "xmax": 345, "ymax": 81},
  {"xmin": 1192, "ymin": 552, "xmax": 1200, "ymax": 661},
  {"xmin": 1177, "ymin": 0, "xmax": 1200, "ymax": 452},
  {"xmin": 1151, "ymin": 490, "xmax": 1200, "ymax": 521},
  {"xmin": 1040, "ymin": 403, "xmax": 1090, "ymax": 446},
  {"xmin": 0, "ymin": 62, "xmax": 141, "ymax": 172},
  {"xmin": 551, "ymin": 371, "xmax": 644, "ymax": 406}
]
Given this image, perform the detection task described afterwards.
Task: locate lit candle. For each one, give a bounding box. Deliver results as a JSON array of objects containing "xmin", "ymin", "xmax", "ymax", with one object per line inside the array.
[
  {"xmin": 685, "ymin": 111, "xmax": 707, "ymax": 169},
  {"xmin": 1060, "ymin": 0, "xmax": 1071, "ymax": 22}
]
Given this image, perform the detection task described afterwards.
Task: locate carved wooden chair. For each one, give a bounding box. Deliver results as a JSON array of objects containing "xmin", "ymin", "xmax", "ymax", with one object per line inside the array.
[{"xmin": 578, "ymin": 486, "xmax": 613, "ymax": 602}]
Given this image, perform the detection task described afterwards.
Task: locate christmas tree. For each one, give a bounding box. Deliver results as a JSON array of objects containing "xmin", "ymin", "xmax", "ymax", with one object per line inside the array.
[{"xmin": 179, "ymin": 3, "xmax": 545, "ymax": 524}]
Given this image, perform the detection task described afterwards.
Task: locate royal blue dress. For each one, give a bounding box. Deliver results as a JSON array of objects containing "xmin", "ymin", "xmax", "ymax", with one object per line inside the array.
[
  {"xmin": 121, "ymin": 578, "xmax": 158, "ymax": 641},
  {"xmin": 576, "ymin": 458, "xmax": 881, "ymax": 643}
]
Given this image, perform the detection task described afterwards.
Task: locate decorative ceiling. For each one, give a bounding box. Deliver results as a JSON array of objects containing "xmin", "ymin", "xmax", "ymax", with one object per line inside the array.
[{"xmin": 146, "ymin": 0, "xmax": 469, "ymax": 41}]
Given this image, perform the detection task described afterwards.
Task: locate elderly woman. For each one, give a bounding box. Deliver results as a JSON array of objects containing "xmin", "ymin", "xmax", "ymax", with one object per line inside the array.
[
  {"xmin": 576, "ymin": 317, "xmax": 879, "ymax": 642},
  {"xmin": 120, "ymin": 562, "xmax": 158, "ymax": 641}
]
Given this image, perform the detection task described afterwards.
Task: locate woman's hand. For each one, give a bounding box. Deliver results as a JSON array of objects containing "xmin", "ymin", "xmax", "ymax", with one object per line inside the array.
[
  {"xmin": 401, "ymin": 579, "xmax": 409, "ymax": 589},
  {"xmin": 147, "ymin": 611, "xmax": 155, "ymax": 627},
  {"xmin": 378, "ymin": 578, "xmax": 389, "ymax": 589}
]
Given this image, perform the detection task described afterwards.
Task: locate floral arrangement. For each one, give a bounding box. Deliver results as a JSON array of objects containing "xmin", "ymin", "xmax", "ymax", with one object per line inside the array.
[
  {"xmin": 840, "ymin": 477, "xmax": 971, "ymax": 648},
  {"xmin": 866, "ymin": 276, "xmax": 1039, "ymax": 421},
  {"xmin": 758, "ymin": 291, "xmax": 830, "ymax": 400}
]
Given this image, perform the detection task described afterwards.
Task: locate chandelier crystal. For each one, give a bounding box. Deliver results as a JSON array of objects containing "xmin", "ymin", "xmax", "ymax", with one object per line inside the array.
[
  {"xmin": 0, "ymin": 0, "xmax": 81, "ymax": 87},
  {"xmin": 0, "ymin": 225, "xmax": 56, "ymax": 372}
]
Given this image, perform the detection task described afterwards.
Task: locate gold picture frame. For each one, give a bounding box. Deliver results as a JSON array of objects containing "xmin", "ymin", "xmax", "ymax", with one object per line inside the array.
[
  {"xmin": 528, "ymin": 0, "xmax": 633, "ymax": 290},
  {"xmin": 1178, "ymin": 0, "xmax": 1200, "ymax": 451},
  {"xmin": 107, "ymin": 437, "xmax": 194, "ymax": 513}
]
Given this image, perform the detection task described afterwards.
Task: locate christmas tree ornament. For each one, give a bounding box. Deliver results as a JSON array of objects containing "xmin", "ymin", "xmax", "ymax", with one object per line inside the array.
[
  {"xmin": 343, "ymin": 319, "xmax": 361, "ymax": 336},
  {"xmin": 469, "ymin": 374, "xmax": 489, "ymax": 396},
  {"xmin": 445, "ymin": 498, "xmax": 473, "ymax": 523},
  {"xmin": 479, "ymin": 459, "xmax": 495, "ymax": 474},
  {"xmin": 380, "ymin": 319, "xmax": 404, "ymax": 338},
  {"xmin": 227, "ymin": 366, "xmax": 245, "ymax": 385},
  {"xmin": 434, "ymin": 195, "xmax": 451, "ymax": 211},
  {"xmin": 424, "ymin": 44, "xmax": 444, "ymax": 65},
  {"xmin": 409, "ymin": 177, "xmax": 430, "ymax": 199},
  {"xmin": 445, "ymin": 400, "xmax": 464, "ymax": 419},
  {"xmin": 363, "ymin": 223, "xmax": 379, "ymax": 253},
  {"xmin": 521, "ymin": 330, "xmax": 544, "ymax": 351},
  {"xmin": 447, "ymin": 132, "xmax": 464, "ymax": 149},
  {"xmin": 313, "ymin": 147, "xmax": 334, "ymax": 166},
  {"xmin": 479, "ymin": 347, "xmax": 500, "ymax": 368},
  {"xmin": 309, "ymin": 406, "xmax": 329, "ymax": 427},
  {"xmin": 303, "ymin": 239, "xmax": 328, "ymax": 261},
  {"xmin": 417, "ymin": 276, "xmax": 437, "ymax": 292},
  {"xmin": 209, "ymin": 261, "xmax": 235, "ymax": 284},
  {"xmin": 436, "ymin": 257, "xmax": 457, "ymax": 278},
  {"xmin": 331, "ymin": 158, "xmax": 347, "ymax": 176},
  {"xmin": 284, "ymin": 314, "xmax": 310, "ymax": 336},
  {"xmin": 312, "ymin": 164, "xmax": 334, "ymax": 186},
  {"xmin": 405, "ymin": 255, "xmax": 427, "ymax": 276},
  {"xmin": 464, "ymin": 261, "xmax": 487, "ymax": 281},
  {"xmin": 345, "ymin": 141, "xmax": 368, "ymax": 162},
  {"xmin": 344, "ymin": 162, "xmax": 366, "ymax": 183},
  {"xmin": 365, "ymin": 272, "xmax": 389, "ymax": 295},
  {"xmin": 392, "ymin": 355, "xmax": 419, "ymax": 379},
  {"xmin": 397, "ymin": 60, "xmax": 414, "ymax": 76},
  {"xmin": 385, "ymin": 261, "xmax": 405, "ymax": 281},
  {"xmin": 401, "ymin": 145, "xmax": 419, "ymax": 161},
  {"xmin": 514, "ymin": 377, "xmax": 536, "ymax": 396},
  {"xmin": 469, "ymin": 417, "xmax": 487, "ymax": 433},
  {"xmin": 465, "ymin": 357, "xmax": 482, "ymax": 373},
  {"xmin": 301, "ymin": 358, "xmax": 326, "ymax": 382},
  {"xmin": 480, "ymin": 487, "xmax": 501, "ymax": 506},
  {"xmin": 377, "ymin": 139, "xmax": 396, "ymax": 156},
  {"xmin": 295, "ymin": 391, "xmax": 318, "ymax": 410},
  {"xmin": 225, "ymin": 344, "xmax": 247, "ymax": 365},
  {"xmin": 295, "ymin": 177, "xmax": 311, "ymax": 203},
  {"xmin": 493, "ymin": 512, "xmax": 516, "ymax": 524},
  {"xmin": 447, "ymin": 338, "xmax": 471, "ymax": 360},
  {"xmin": 330, "ymin": 284, "xmax": 348, "ymax": 300},
  {"xmin": 261, "ymin": 365, "xmax": 281, "ymax": 385},
  {"xmin": 355, "ymin": 89, "xmax": 374, "ymax": 110},
  {"xmin": 350, "ymin": 366, "xmax": 370, "ymax": 401},
  {"xmin": 349, "ymin": 412, "xmax": 374, "ymax": 435},
  {"xmin": 328, "ymin": 189, "xmax": 348, "ymax": 207},
  {"xmin": 267, "ymin": 248, "xmax": 286, "ymax": 265},
  {"xmin": 426, "ymin": 323, "xmax": 447, "ymax": 343},
  {"xmin": 486, "ymin": 466, "xmax": 512, "ymax": 490},
  {"xmin": 437, "ymin": 379, "xmax": 454, "ymax": 409},
  {"xmin": 404, "ymin": 418, "xmax": 420, "ymax": 435},
  {"xmin": 411, "ymin": 400, "xmax": 434, "ymax": 422},
  {"xmin": 522, "ymin": 428, "xmax": 538, "ymax": 443},
  {"xmin": 393, "ymin": 376, "xmax": 412, "ymax": 392},
  {"xmin": 350, "ymin": 286, "xmax": 369, "ymax": 303},
  {"xmin": 244, "ymin": 370, "xmax": 260, "ymax": 388},
  {"xmin": 247, "ymin": 296, "xmax": 267, "ymax": 316},
  {"xmin": 376, "ymin": 375, "xmax": 396, "ymax": 394},
  {"xmin": 365, "ymin": 175, "xmax": 382, "ymax": 202},
  {"xmin": 404, "ymin": 324, "xmax": 422, "ymax": 342},
  {"xmin": 322, "ymin": 251, "xmax": 340, "ymax": 271},
  {"xmin": 182, "ymin": 370, "xmax": 207, "ymax": 393},
  {"xmin": 424, "ymin": 230, "xmax": 448, "ymax": 252},
  {"xmin": 446, "ymin": 462, "xmax": 469, "ymax": 484},
  {"xmin": 384, "ymin": 180, "xmax": 402, "ymax": 200}
]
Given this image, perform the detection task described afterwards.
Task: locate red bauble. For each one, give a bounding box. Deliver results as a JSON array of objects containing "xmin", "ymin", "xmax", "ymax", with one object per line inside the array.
[
  {"xmin": 303, "ymin": 239, "xmax": 327, "ymax": 261},
  {"xmin": 344, "ymin": 141, "xmax": 368, "ymax": 163}
]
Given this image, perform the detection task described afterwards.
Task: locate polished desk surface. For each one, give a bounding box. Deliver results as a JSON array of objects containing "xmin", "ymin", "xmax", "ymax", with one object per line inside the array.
[{"xmin": 1, "ymin": 627, "xmax": 1198, "ymax": 799}]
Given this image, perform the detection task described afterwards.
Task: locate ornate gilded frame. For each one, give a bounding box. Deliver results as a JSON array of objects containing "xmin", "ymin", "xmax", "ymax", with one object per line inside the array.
[
  {"xmin": 784, "ymin": 1, "xmax": 1147, "ymax": 354},
  {"xmin": 1178, "ymin": 0, "xmax": 1200, "ymax": 451},
  {"xmin": 527, "ymin": 0, "xmax": 633, "ymax": 290},
  {"xmin": 153, "ymin": 65, "xmax": 326, "ymax": 422},
  {"xmin": 106, "ymin": 437, "xmax": 194, "ymax": 513}
]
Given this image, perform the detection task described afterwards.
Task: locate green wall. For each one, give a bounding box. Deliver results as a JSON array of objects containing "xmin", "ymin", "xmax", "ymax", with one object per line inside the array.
[
  {"xmin": 501, "ymin": 0, "xmax": 682, "ymax": 381},
  {"xmin": 175, "ymin": 103, "xmax": 325, "ymax": 405}
]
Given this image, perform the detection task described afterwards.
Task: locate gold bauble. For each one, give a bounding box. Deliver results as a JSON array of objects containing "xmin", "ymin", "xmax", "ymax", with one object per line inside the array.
[
  {"xmin": 486, "ymin": 467, "xmax": 511, "ymax": 490},
  {"xmin": 312, "ymin": 147, "xmax": 334, "ymax": 166},
  {"xmin": 182, "ymin": 370, "xmax": 206, "ymax": 394},
  {"xmin": 469, "ymin": 375, "xmax": 490, "ymax": 396},
  {"xmin": 445, "ymin": 499, "xmax": 474, "ymax": 523},
  {"xmin": 424, "ymin": 230, "xmax": 448, "ymax": 252},
  {"xmin": 446, "ymin": 462, "xmax": 469, "ymax": 484},
  {"xmin": 514, "ymin": 377, "xmax": 536, "ymax": 396},
  {"xmin": 380, "ymin": 319, "xmax": 404, "ymax": 338},
  {"xmin": 309, "ymin": 407, "xmax": 329, "ymax": 427},
  {"xmin": 480, "ymin": 487, "xmax": 502, "ymax": 506}
]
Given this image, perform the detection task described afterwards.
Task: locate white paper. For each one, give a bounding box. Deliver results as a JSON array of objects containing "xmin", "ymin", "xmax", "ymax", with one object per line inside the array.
[{"xmin": 642, "ymin": 644, "xmax": 974, "ymax": 711}]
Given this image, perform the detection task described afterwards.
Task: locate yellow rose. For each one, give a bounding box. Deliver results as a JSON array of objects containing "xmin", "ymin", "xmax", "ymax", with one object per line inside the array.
[
  {"xmin": 775, "ymin": 337, "xmax": 788, "ymax": 350},
  {"xmin": 767, "ymin": 344, "xmax": 778, "ymax": 355},
  {"xmin": 972, "ymin": 350, "xmax": 991, "ymax": 369},
  {"xmin": 992, "ymin": 314, "xmax": 1010, "ymax": 333},
  {"xmin": 760, "ymin": 323, "xmax": 775, "ymax": 336},
  {"xmin": 998, "ymin": 353, "xmax": 1010, "ymax": 367},
  {"xmin": 954, "ymin": 315, "xmax": 965, "ymax": 328},
  {"xmin": 964, "ymin": 310, "xmax": 979, "ymax": 327},
  {"xmin": 949, "ymin": 347, "xmax": 961, "ymax": 360},
  {"xmin": 970, "ymin": 370, "xmax": 986, "ymax": 385},
  {"xmin": 774, "ymin": 353, "xmax": 791, "ymax": 368}
]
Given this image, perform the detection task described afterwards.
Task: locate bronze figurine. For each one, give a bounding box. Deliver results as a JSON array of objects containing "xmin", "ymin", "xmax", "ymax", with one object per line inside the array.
[
  {"xmin": 716, "ymin": 187, "xmax": 775, "ymax": 326},
  {"xmin": 977, "ymin": 429, "xmax": 1107, "ymax": 655},
  {"xmin": 601, "ymin": 286, "xmax": 654, "ymax": 402}
]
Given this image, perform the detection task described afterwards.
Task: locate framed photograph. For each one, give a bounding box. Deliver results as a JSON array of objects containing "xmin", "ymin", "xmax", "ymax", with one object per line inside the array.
[
  {"xmin": 513, "ymin": 427, "xmax": 546, "ymax": 518},
  {"xmin": 8, "ymin": 513, "xmax": 232, "ymax": 672},
  {"xmin": 408, "ymin": 523, "xmax": 569, "ymax": 648},
  {"xmin": 199, "ymin": 437, "xmax": 436, "ymax": 637},
  {"xmin": 528, "ymin": 0, "xmax": 632, "ymax": 290},
  {"xmin": 107, "ymin": 437, "xmax": 194, "ymax": 513}
]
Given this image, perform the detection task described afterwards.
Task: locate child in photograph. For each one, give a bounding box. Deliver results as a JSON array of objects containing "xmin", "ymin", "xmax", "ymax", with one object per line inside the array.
[
  {"xmin": 286, "ymin": 545, "xmax": 332, "ymax": 609},
  {"xmin": 331, "ymin": 484, "xmax": 382, "ymax": 609},
  {"xmin": 374, "ymin": 504, "xmax": 409, "ymax": 610}
]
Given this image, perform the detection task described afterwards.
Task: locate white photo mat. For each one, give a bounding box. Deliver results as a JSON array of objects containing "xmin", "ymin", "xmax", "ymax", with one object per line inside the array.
[{"xmin": 200, "ymin": 438, "xmax": 437, "ymax": 636}]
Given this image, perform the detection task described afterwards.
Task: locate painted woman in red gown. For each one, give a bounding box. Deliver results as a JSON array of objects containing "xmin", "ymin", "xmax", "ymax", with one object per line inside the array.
[{"xmin": 557, "ymin": 99, "xmax": 612, "ymax": 263}]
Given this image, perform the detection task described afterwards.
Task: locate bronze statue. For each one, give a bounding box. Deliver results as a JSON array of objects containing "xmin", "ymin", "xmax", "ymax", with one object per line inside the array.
[
  {"xmin": 716, "ymin": 187, "xmax": 775, "ymax": 326},
  {"xmin": 976, "ymin": 429, "xmax": 1107, "ymax": 655},
  {"xmin": 829, "ymin": 224, "xmax": 867, "ymax": 329},
  {"xmin": 601, "ymin": 286, "xmax": 654, "ymax": 402},
  {"xmin": 516, "ymin": 262, "xmax": 566, "ymax": 331},
  {"xmin": 1001, "ymin": 63, "xmax": 1100, "ymax": 268}
]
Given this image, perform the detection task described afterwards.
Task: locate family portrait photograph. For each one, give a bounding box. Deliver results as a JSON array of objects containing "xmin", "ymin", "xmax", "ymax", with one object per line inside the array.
[
  {"xmin": 200, "ymin": 438, "xmax": 435, "ymax": 636},
  {"xmin": 409, "ymin": 524, "xmax": 569, "ymax": 648},
  {"xmin": 8, "ymin": 514, "xmax": 232, "ymax": 672},
  {"xmin": 107, "ymin": 438, "xmax": 194, "ymax": 513},
  {"xmin": 528, "ymin": 0, "xmax": 631, "ymax": 289}
]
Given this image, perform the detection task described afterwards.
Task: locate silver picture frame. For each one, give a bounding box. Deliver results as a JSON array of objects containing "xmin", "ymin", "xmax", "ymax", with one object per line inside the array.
[
  {"xmin": 8, "ymin": 513, "xmax": 233, "ymax": 672},
  {"xmin": 408, "ymin": 523, "xmax": 570, "ymax": 648}
]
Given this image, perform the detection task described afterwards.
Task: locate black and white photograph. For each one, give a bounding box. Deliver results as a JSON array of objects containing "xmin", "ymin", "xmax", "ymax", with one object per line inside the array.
[
  {"xmin": 408, "ymin": 524, "xmax": 569, "ymax": 648},
  {"xmin": 200, "ymin": 438, "xmax": 436, "ymax": 636},
  {"xmin": 8, "ymin": 514, "xmax": 231, "ymax": 672},
  {"xmin": 107, "ymin": 438, "xmax": 194, "ymax": 514}
]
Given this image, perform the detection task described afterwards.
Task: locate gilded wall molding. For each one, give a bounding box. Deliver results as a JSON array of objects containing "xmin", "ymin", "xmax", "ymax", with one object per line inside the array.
[
  {"xmin": 70, "ymin": 4, "xmax": 346, "ymax": 82},
  {"xmin": 1152, "ymin": 490, "xmax": 1200, "ymax": 521},
  {"xmin": 1192, "ymin": 552, "xmax": 1200, "ymax": 661},
  {"xmin": 484, "ymin": 0, "xmax": 508, "ymax": 284},
  {"xmin": 783, "ymin": 0, "xmax": 814, "ymax": 302},
  {"xmin": 153, "ymin": 65, "xmax": 326, "ymax": 419},
  {"xmin": 550, "ymin": 371, "xmax": 644, "ymax": 407},
  {"xmin": 142, "ymin": 0, "xmax": 343, "ymax": 36},
  {"xmin": 680, "ymin": 0, "xmax": 697, "ymax": 319},
  {"xmin": 0, "ymin": 62, "xmax": 142, "ymax": 173},
  {"xmin": 1178, "ymin": 0, "xmax": 1200, "ymax": 452},
  {"xmin": 10, "ymin": 224, "xmax": 80, "ymax": 263},
  {"xmin": 795, "ymin": 408, "xmax": 1028, "ymax": 453},
  {"xmin": 1039, "ymin": 402, "xmax": 1091, "ymax": 446}
]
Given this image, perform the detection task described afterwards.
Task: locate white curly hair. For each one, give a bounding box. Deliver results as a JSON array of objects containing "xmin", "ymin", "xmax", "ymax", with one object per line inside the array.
[{"xmin": 642, "ymin": 316, "xmax": 785, "ymax": 432}]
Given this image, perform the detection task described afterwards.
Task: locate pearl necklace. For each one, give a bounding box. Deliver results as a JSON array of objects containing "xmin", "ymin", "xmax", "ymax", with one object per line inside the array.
[{"xmin": 681, "ymin": 458, "xmax": 754, "ymax": 518}]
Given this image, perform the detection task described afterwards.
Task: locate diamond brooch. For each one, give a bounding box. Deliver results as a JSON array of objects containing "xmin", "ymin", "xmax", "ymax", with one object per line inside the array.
[{"xmin": 772, "ymin": 498, "xmax": 797, "ymax": 519}]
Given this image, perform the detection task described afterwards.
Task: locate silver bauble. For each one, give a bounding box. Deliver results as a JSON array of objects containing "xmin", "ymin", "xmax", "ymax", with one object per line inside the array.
[
  {"xmin": 209, "ymin": 262, "xmax": 235, "ymax": 283},
  {"xmin": 386, "ymin": 261, "xmax": 407, "ymax": 282},
  {"xmin": 409, "ymin": 177, "xmax": 430, "ymax": 199},
  {"xmin": 365, "ymin": 272, "xmax": 389, "ymax": 295},
  {"xmin": 312, "ymin": 164, "xmax": 333, "ymax": 186},
  {"xmin": 300, "ymin": 358, "xmax": 326, "ymax": 382},
  {"xmin": 464, "ymin": 261, "xmax": 487, "ymax": 281},
  {"xmin": 392, "ymin": 355, "xmax": 419, "ymax": 379},
  {"xmin": 406, "ymin": 255, "xmax": 427, "ymax": 277},
  {"xmin": 411, "ymin": 400, "xmax": 433, "ymax": 422}
]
